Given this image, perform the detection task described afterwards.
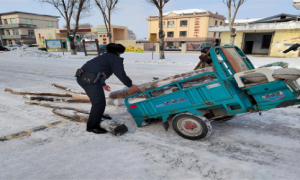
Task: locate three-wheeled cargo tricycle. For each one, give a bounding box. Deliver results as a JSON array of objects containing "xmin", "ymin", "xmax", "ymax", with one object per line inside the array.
[{"xmin": 125, "ymin": 46, "xmax": 300, "ymax": 140}]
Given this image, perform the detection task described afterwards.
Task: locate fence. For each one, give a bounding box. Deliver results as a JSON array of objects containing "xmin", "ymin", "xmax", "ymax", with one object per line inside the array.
[{"xmin": 137, "ymin": 38, "xmax": 219, "ymax": 51}]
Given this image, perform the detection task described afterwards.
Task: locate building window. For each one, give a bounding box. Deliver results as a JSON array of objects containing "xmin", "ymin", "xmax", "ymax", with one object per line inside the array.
[
  {"xmin": 28, "ymin": 30, "xmax": 35, "ymax": 36},
  {"xmin": 8, "ymin": 40, "xmax": 12, "ymax": 45},
  {"xmin": 10, "ymin": 18, "xmax": 17, "ymax": 24},
  {"xmin": 26, "ymin": 19, "xmax": 32, "ymax": 24},
  {"xmin": 219, "ymin": 32, "xmax": 222, "ymax": 38},
  {"xmin": 48, "ymin": 21, "xmax": 53, "ymax": 27},
  {"xmin": 13, "ymin": 29, "xmax": 19, "ymax": 35},
  {"xmin": 180, "ymin": 20, "xmax": 188, "ymax": 27},
  {"xmin": 168, "ymin": 21, "xmax": 174, "ymax": 28},
  {"xmin": 220, "ymin": 22, "xmax": 223, "ymax": 25},
  {"xmin": 179, "ymin": 31, "xmax": 187, "ymax": 37},
  {"xmin": 6, "ymin": 30, "xmax": 10, "ymax": 35},
  {"xmin": 215, "ymin": 21, "xmax": 218, "ymax": 26},
  {"xmin": 167, "ymin": 31, "xmax": 174, "ymax": 37},
  {"xmin": 3, "ymin": 19, "xmax": 8, "ymax": 24},
  {"xmin": 261, "ymin": 35, "xmax": 272, "ymax": 49},
  {"xmin": 214, "ymin": 32, "xmax": 217, "ymax": 37}
]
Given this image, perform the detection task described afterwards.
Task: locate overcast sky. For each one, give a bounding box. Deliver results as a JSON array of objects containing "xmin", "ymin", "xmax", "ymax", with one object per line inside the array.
[{"xmin": 0, "ymin": 0, "xmax": 299, "ymax": 39}]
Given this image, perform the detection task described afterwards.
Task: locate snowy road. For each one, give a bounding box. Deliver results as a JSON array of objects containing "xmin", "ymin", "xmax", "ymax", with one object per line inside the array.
[{"xmin": 0, "ymin": 51, "xmax": 300, "ymax": 179}]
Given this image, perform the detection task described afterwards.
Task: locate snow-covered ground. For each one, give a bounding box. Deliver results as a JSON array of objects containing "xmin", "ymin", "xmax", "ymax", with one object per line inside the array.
[{"xmin": 1, "ymin": 50, "xmax": 300, "ymax": 179}]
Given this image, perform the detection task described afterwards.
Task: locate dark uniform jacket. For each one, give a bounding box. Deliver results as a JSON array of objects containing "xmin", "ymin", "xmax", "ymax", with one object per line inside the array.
[{"xmin": 81, "ymin": 52, "xmax": 132, "ymax": 87}]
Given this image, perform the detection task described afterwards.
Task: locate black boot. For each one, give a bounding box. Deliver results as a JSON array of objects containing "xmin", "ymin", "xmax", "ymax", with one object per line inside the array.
[{"xmin": 86, "ymin": 126, "xmax": 107, "ymax": 134}]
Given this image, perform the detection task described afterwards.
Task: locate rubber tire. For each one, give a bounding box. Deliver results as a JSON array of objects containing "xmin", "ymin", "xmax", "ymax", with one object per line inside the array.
[
  {"xmin": 5, "ymin": 49, "xmax": 8, "ymax": 51},
  {"xmin": 172, "ymin": 113, "xmax": 212, "ymax": 140}
]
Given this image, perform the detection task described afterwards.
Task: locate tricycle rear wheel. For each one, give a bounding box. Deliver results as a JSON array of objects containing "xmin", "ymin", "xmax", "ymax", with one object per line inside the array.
[{"xmin": 172, "ymin": 113, "xmax": 212, "ymax": 140}]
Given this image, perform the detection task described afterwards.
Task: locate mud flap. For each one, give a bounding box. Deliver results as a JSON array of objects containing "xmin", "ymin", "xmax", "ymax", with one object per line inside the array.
[
  {"xmin": 162, "ymin": 115, "xmax": 169, "ymax": 131},
  {"xmin": 162, "ymin": 121, "xmax": 169, "ymax": 131}
]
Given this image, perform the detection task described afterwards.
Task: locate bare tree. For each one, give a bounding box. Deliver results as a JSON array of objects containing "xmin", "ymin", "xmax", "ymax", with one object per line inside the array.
[
  {"xmin": 94, "ymin": 0, "xmax": 118, "ymax": 43},
  {"xmin": 223, "ymin": 0, "xmax": 247, "ymax": 45},
  {"xmin": 128, "ymin": 29, "xmax": 136, "ymax": 40},
  {"xmin": 39, "ymin": 0, "xmax": 92, "ymax": 55},
  {"xmin": 145, "ymin": 0, "xmax": 170, "ymax": 59}
]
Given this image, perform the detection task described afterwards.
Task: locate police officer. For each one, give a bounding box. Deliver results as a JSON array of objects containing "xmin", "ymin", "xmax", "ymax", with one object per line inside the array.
[{"xmin": 76, "ymin": 43, "xmax": 138, "ymax": 134}]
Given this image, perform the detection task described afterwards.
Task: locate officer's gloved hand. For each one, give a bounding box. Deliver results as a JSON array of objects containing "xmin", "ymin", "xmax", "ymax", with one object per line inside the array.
[
  {"xmin": 130, "ymin": 85, "xmax": 139, "ymax": 92},
  {"xmin": 103, "ymin": 85, "xmax": 111, "ymax": 92}
]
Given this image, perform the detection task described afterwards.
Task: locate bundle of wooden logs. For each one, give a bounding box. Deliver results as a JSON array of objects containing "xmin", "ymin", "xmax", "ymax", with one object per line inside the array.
[{"xmin": 109, "ymin": 67, "xmax": 215, "ymax": 99}]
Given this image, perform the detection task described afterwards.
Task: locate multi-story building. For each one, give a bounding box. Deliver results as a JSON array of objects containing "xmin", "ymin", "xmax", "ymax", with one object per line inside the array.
[
  {"xmin": 147, "ymin": 8, "xmax": 226, "ymax": 44},
  {"xmin": 0, "ymin": 11, "xmax": 59, "ymax": 46}
]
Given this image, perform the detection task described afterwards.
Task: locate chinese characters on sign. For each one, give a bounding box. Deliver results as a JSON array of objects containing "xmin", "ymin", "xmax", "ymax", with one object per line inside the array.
[
  {"xmin": 194, "ymin": 18, "xmax": 200, "ymax": 37},
  {"xmin": 99, "ymin": 35, "xmax": 107, "ymax": 44}
]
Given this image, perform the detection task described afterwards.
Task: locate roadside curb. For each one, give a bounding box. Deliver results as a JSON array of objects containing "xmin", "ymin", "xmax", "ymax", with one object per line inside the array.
[{"xmin": 0, "ymin": 120, "xmax": 68, "ymax": 142}]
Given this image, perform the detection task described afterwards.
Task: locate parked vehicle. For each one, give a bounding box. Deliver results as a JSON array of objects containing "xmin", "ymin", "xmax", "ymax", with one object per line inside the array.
[
  {"xmin": 0, "ymin": 46, "xmax": 10, "ymax": 51},
  {"xmin": 125, "ymin": 46, "xmax": 300, "ymax": 140},
  {"xmin": 4, "ymin": 44, "xmax": 28, "ymax": 50},
  {"xmin": 28, "ymin": 44, "xmax": 38, "ymax": 47},
  {"xmin": 5, "ymin": 45, "xmax": 18, "ymax": 51}
]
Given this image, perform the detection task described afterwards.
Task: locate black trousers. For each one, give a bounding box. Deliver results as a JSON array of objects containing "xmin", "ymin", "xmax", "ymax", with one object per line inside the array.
[{"xmin": 77, "ymin": 77, "xmax": 106, "ymax": 129}]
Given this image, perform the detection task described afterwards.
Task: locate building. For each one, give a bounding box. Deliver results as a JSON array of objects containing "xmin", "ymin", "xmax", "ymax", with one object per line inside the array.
[
  {"xmin": 293, "ymin": 0, "xmax": 300, "ymax": 9},
  {"xmin": 0, "ymin": 11, "xmax": 59, "ymax": 46},
  {"xmin": 224, "ymin": 18, "xmax": 262, "ymax": 25},
  {"xmin": 209, "ymin": 13, "xmax": 300, "ymax": 57},
  {"xmin": 35, "ymin": 25, "xmax": 130, "ymax": 51},
  {"xmin": 147, "ymin": 8, "xmax": 226, "ymax": 47}
]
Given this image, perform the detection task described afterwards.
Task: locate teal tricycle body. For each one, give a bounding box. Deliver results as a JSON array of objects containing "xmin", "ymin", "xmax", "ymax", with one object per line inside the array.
[{"xmin": 125, "ymin": 46, "xmax": 300, "ymax": 140}]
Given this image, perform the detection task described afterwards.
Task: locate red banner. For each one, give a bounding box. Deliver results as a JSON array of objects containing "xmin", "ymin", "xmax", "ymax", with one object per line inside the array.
[{"xmin": 60, "ymin": 29, "xmax": 91, "ymax": 33}]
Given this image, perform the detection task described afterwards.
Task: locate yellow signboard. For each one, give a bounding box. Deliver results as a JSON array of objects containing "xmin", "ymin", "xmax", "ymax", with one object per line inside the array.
[{"xmin": 149, "ymin": 33, "xmax": 157, "ymax": 41}]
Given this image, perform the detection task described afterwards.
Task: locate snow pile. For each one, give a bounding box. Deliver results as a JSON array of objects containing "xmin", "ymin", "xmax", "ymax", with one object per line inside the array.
[
  {"xmin": 0, "ymin": 50, "xmax": 93, "ymax": 60},
  {"xmin": 0, "ymin": 50, "xmax": 62, "ymax": 59}
]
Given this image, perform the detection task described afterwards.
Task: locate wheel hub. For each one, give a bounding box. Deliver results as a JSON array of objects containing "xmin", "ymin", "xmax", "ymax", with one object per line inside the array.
[
  {"xmin": 178, "ymin": 117, "xmax": 203, "ymax": 136},
  {"xmin": 184, "ymin": 122, "xmax": 197, "ymax": 130}
]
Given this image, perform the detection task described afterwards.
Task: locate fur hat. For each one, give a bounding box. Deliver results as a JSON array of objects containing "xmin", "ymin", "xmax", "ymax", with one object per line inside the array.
[
  {"xmin": 106, "ymin": 43, "xmax": 126, "ymax": 54},
  {"xmin": 201, "ymin": 47, "xmax": 210, "ymax": 53}
]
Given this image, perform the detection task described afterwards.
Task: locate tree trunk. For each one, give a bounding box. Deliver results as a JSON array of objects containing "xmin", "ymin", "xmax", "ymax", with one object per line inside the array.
[
  {"xmin": 108, "ymin": 10, "xmax": 112, "ymax": 43},
  {"xmin": 230, "ymin": 28, "xmax": 236, "ymax": 46},
  {"xmin": 159, "ymin": 8, "xmax": 165, "ymax": 59},
  {"xmin": 4, "ymin": 88, "xmax": 73, "ymax": 97},
  {"xmin": 109, "ymin": 67, "xmax": 214, "ymax": 99},
  {"xmin": 25, "ymin": 102, "xmax": 90, "ymax": 114},
  {"xmin": 51, "ymin": 83, "xmax": 86, "ymax": 95},
  {"xmin": 68, "ymin": 34, "xmax": 77, "ymax": 55}
]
